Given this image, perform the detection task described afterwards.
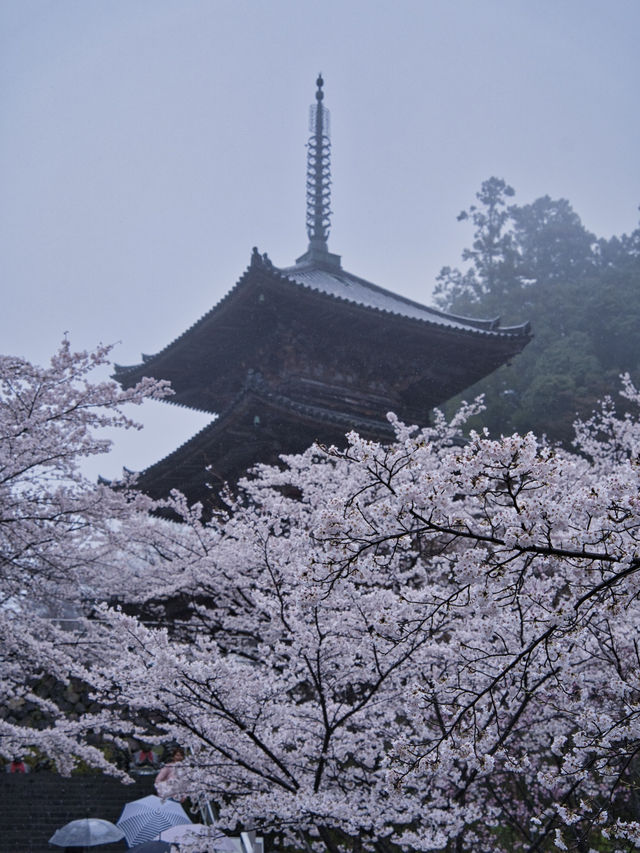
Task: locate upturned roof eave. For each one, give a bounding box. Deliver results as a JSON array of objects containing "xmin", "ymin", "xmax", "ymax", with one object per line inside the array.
[
  {"xmin": 114, "ymin": 250, "xmax": 530, "ymax": 383},
  {"xmin": 128, "ymin": 381, "xmax": 397, "ymax": 488},
  {"xmin": 113, "ymin": 253, "xmax": 260, "ymax": 381}
]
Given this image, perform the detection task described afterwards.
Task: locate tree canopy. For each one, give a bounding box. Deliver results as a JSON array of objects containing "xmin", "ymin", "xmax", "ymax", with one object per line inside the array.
[
  {"xmin": 434, "ymin": 179, "xmax": 640, "ymax": 444},
  {"xmin": 93, "ymin": 389, "xmax": 640, "ymax": 853}
]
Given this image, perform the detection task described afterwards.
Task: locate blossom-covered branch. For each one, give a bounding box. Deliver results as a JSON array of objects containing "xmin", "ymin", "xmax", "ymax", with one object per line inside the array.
[{"xmin": 0, "ymin": 340, "xmax": 168, "ymax": 770}]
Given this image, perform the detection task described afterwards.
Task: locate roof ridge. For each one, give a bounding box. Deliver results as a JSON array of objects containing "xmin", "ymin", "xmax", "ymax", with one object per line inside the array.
[{"xmin": 113, "ymin": 250, "xmax": 266, "ymax": 376}]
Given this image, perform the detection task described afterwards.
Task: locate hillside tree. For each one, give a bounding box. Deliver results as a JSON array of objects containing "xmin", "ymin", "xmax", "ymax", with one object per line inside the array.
[{"xmin": 435, "ymin": 179, "xmax": 640, "ymax": 443}]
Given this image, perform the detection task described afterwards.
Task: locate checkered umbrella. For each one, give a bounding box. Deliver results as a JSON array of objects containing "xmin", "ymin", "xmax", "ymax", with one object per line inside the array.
[{"xmin": 117, "ymin": 794, "xmax": 192, "ymax": 847}]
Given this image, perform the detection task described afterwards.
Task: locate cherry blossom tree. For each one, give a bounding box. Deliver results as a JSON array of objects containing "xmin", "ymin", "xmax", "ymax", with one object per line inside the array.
[
  {"xmin": 13, "ymin": 340, "xmax": 634, "ymax": 849},
  {"xmin": 0, "ymin": 339, "xmax": 167, "ymax": 772},
  {"xmin": 96, "ymin": 383, "xmax": 640, "ymax": 853},
  {"xmin": 317, "ymin": 392, "xmax": 640, "ymax": 852}
]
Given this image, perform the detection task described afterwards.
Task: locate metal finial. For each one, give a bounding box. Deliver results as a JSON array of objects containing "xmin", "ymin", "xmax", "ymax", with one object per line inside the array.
[{"xmin": 306, "ymin": 73, "xmax": 331, "ymax": 251}]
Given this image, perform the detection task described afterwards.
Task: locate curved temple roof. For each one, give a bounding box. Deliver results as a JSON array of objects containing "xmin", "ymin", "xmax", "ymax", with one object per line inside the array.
[
  {"xmin": 127, "ymin": 376, "xmax": 399, "ymax": 509},
  {"xmin": 279, "ymin": 256, "xmax": 529, "ymax": 335},
  {"xmin": 115, "ymin": 249, "xmax": 530, "ymax": 383}
]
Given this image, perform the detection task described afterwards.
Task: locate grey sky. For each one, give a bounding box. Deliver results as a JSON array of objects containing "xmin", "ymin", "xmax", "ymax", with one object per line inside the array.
[{"xmin": 1, "ymin": 0, "xmax": 639, "ymax": 480}]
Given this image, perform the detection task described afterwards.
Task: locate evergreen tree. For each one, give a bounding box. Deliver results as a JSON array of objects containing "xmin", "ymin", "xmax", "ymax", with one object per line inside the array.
[{"xmin": 435, "ymin": 180, "xmax": 640, "ymax": 443}]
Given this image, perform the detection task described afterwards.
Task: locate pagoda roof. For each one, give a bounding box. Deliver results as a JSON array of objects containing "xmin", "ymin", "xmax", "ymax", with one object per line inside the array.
[
  {"xmin": 114, "ymin": 250, "xmax": 530, "ymax": 413},
  {"xmin": 280, "ymin": 257, "xmax": 526, "ymax": 334},
  {"xmin": 128, "ymin": 376, "xmax": 397, "ymax": 508}
]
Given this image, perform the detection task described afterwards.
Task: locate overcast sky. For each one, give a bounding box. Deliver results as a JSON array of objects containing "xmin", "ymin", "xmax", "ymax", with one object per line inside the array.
[{"xmin": 1, "ymin": 0, "xmax": 639, "ymax": 479}]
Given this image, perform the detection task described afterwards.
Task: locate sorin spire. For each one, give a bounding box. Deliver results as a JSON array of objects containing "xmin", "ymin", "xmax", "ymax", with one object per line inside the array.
[
  {"xmin": 296, "ymin": 75, "xmax": 341, "ymax": 268},
  {"xmin": 306, "ymin": 74, "xmax": 331, "ymax": 251}
]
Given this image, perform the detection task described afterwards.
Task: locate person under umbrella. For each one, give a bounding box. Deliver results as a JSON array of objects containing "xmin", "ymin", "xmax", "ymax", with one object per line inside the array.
[{"xmin": 154, "ymin": 747, "xmax": 185, "ymax": 801}]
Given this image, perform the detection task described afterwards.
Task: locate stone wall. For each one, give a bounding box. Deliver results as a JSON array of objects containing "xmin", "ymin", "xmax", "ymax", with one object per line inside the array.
[{"xmin": 0, "ymin": 771, "xmax": 156, "ymax": 852}]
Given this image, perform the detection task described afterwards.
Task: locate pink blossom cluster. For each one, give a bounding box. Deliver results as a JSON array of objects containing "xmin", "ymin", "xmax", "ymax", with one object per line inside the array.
[
  {"xmin": 98, "ymin": 387, "xmax": 640, "ymax": 851},
  {"xmin": 3, "ymin": 342, "xmax": 640, "ymax": 852},
  {"xmin": 0, "ymin": 341, "xmax": 167, "ymax": 772}
]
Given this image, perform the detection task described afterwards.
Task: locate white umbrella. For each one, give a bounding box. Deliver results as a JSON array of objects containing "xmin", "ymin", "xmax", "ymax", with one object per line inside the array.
[
  {"xmin": 49, "ymin": 817, "xmax": 125, "ymax": 847},
  {"xmin": 155, "ymin": 823, "xmax": 241, "ymax": 850},
  {"xmin": 117, "ymin": 794, "xmax": 192, "ymax": 847}
]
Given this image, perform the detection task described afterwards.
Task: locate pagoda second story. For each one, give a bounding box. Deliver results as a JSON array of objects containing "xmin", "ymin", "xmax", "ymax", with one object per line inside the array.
[{"xmin": 114, "ymin": 76, "xmax": 530, "ymax": 508}]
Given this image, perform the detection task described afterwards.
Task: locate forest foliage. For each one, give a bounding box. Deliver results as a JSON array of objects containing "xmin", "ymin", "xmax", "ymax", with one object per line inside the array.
[{"xmin": 434, "ymin": 178, "xmax": 640, "ymax": 444}]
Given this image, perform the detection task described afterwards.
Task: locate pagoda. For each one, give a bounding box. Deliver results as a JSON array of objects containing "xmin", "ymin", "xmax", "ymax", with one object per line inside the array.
[{"xmin": 115, "ymin": 76, "xmax": 530, "ymax": 508}]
